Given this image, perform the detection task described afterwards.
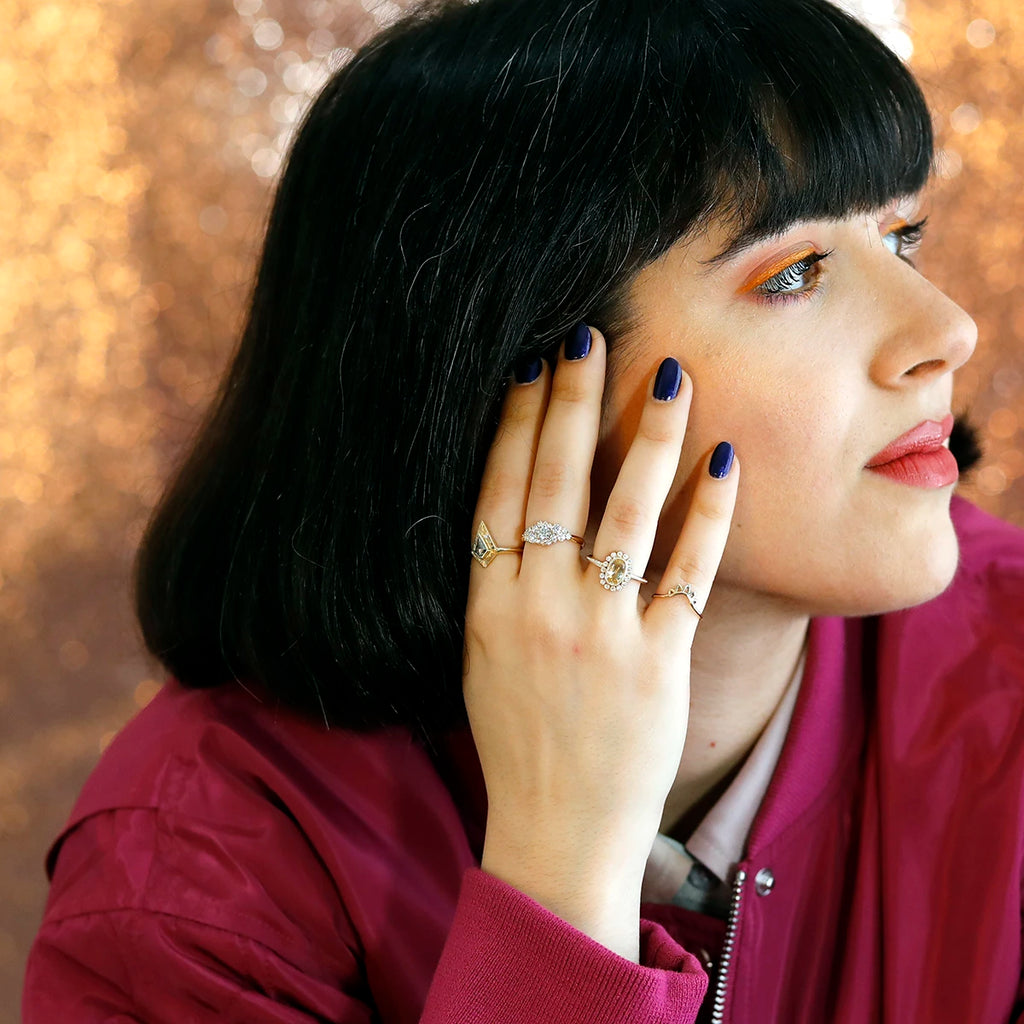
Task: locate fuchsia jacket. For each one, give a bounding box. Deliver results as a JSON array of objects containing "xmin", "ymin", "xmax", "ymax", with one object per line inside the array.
[{"xmin": 22, "ymin": 495, "xmax": 1024, "ymax": 1023}]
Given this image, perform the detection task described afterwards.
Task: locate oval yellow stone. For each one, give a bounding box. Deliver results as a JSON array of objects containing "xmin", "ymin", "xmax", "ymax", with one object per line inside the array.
[{"xmin": 606, "ymin": 556, "xmax": 628, "ymax": 587}]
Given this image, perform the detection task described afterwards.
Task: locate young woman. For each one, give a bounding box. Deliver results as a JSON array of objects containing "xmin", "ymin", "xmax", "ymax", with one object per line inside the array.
[{"xmin": 23, "ymin": 0, "xmax": 1024, "ymax": 1021}]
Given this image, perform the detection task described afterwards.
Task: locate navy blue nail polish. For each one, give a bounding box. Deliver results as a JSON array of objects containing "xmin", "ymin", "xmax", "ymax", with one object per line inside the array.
[
  {"xmin": 566, "ymin": 322, "xmax": 592, "ymax": 360},
  {"xmin": 513, "ymin": 355, "xmax": 543, "ymax": 384},
  {"xmin": 653, "ymin": 357, "xmax": 682, "ymax": 401},
  {"xmin": 709, "ymin": 441, "xmax": 735, "ymax": 479}
]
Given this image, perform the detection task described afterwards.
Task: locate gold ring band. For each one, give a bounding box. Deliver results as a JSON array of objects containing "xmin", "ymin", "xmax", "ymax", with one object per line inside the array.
[
  {"xmin": 522, "ymin": 520, "xmax": 585, "ymax": 547},
  {"xmin": 651, "ymin": 581, "xmax": 702, "ymax": 618},
  {"xmin": 471, "ymin": 521, "xmax": 524, "ymax": 568}
]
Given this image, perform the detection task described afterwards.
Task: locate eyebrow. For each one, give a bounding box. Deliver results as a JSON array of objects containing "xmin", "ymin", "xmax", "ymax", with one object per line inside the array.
[{"xmin": 698, "ymin": 225, "xmax": 799, "ymax": 272}]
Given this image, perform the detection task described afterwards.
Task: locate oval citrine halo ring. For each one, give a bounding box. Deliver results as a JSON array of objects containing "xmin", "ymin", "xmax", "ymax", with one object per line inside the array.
[{"xmin": 585, "ymin": 551, "xmax": 648, "ymax": 592}]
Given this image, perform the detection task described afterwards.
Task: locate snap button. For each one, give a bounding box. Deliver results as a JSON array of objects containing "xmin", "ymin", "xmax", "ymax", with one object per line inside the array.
[{"xmin": 754, "ymin": 867, "xmax": 775, "ymax": 896}]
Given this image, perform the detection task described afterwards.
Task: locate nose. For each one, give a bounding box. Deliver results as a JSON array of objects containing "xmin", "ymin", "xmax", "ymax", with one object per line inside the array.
[{"xmin": 869, "ymin": 262, "xmax": 978, "ymax": 387}]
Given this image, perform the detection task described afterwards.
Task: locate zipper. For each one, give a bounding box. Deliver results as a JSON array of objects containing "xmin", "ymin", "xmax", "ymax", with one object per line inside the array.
[{"xmin": 710, "ymin": 867, "xmax": 747, "ymax": 1024}]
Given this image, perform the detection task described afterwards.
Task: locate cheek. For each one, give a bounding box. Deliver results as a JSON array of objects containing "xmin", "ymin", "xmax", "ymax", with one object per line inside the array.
[{"xmin": 687, "ymin": 358, "xmax": 838, "ymax": 478}]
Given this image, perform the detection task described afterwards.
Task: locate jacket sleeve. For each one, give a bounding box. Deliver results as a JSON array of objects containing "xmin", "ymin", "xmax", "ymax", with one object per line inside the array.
[
  {"xmin": 25, "ymin": 870, "xmax": 708, "ymax": 1024},
  {"xmin": 23, "ymin": 807, "xmax": 708, "ymax": 1023},
  {"xmin": 422, "ymin": 867, "xmax": 709, "ymax": 1023}
]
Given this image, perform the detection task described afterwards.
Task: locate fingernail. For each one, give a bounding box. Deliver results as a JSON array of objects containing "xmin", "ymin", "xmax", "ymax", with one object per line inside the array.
[
  {"xmin": 709, "ymin": 441, "xmax": 735, "ymax": 479},
  {"xmin": 565, "ymin": 322, "xmax": 592, "ymax": 360},
  {"xmin": 653, "ymin": 357, "xmax": 682, "ymax": 401},
  {"xmin": 513, "ymin": 355, "xmax": 543, "ymax": 384}
]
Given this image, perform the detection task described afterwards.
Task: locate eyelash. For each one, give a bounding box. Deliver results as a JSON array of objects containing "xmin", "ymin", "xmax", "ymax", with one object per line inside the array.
[
  {"xmin": 754, "ymin": 251, "xmax": 831, "ymax": 303},
  {"xmin": 753, "ymin": 217, "xmax": 929, "ymax": 305},
  {"xmin": 885, "ymin": 216, "xmax": 928, "ymax": 262}
]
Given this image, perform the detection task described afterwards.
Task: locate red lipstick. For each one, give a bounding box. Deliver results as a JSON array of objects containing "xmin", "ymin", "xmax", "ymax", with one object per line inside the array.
[{"xmin": 866, "ymin": 413, "xmax": 958, "ymax": 489}]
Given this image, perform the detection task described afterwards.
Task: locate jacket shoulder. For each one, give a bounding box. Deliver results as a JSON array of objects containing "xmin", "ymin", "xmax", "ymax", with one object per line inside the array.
[
  {"xmin": 43, "ymin": 681, "xmax": 466, "ymax": 927},
  {"xmin": 49, "ymin": 681, "xmax": 442, "ymax": 862}
]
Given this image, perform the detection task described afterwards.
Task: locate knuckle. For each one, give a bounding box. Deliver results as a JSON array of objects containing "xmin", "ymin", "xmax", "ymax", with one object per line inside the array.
[
  {"xmin": 692, "ymin": 491, "xmax": 730, "ymax": 524},
  {"xmin": 549, "ymin": 372, "xmax": 590, "ymax": 406},
  {"xmin": 531, "ymin": 457, "xmax": 576, "ymax": 500},
  {"xmin": 505, "ymin": 389, "xmax": 544, "ymax": 425},
  {"xmin": 606, "ymin": 495, "xmax": 648, "ymax": 532},
  {"xmin": 501, "ymin": 402, "xmax": 540, "ymax": 442},
  {"xmin": 675, "ymin": 551, "xmax": 709, "ymax": 583},
  {"xmin": 476, "ymin": 464, "xmax": 524, "ymax": 508},
  {"xmin": 635, "ymin": 415, "xmax": 679, "ymax": 447},
  {"xmin": 521, "ymin": 607, "xmax": 571, "ymax": 653}
]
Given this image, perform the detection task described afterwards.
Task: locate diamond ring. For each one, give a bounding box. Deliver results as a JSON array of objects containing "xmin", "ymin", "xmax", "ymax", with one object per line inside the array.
[
  {"xmin": 522, "ymin": 520, "xmax": 585, "ymax": 547},
  {"xmin": 651, "ymin": 581, "xmax": 702, "ymax": 618},
  {"xmin": 585, "ymin": 551, "xmax": 648, "ymax": 592},
  {"xmin": 471, "ymin": 521, "xmax": 524, "ymax": 568}
]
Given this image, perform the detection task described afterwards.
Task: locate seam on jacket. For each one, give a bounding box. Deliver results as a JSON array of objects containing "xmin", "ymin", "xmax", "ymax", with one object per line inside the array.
[
  {"xmin": 50, "ymin": 804, "xmax": 350, "ymax": 968},
  {"xmin": 37, "ymin": 904, "xmax": 360, "ymax": 984}
]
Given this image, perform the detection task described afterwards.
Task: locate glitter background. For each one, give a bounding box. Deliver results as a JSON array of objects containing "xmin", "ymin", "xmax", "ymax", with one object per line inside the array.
[{"xmin": 2, "ymin": 0, "xmax": 1022, "ymax": 1013}]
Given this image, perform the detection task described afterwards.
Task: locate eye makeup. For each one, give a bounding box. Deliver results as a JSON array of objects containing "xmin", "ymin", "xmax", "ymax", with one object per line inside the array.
[
  {"xmin": 738, "ymin": 242, "xmax": 832, "ymax": 303},
  {"xmin": 880, "ymin": 216, "xmax": 928, "ymax": 261},
  {"xmin": 734, "ymin": 214, "xmax": 929, "ymax": 305}
]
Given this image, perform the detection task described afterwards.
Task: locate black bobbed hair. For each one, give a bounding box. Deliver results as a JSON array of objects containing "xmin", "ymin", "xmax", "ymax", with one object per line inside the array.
[{"xmin": 135, "ymin": 0, "xmax": 983, "ymax": 741}]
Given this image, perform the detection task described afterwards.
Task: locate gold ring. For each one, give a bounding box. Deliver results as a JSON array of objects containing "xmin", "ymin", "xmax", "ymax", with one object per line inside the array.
[
  {"xmin": 471, "ymin": 520, "xmax": 524, "ymax": 568},
  {"xmin": 651, "ymin": 581, "xmax": 702, "ymax": 618},
  {"xmin": 521, "ymin": 520, "xmax": 585, "ymax": 547}
]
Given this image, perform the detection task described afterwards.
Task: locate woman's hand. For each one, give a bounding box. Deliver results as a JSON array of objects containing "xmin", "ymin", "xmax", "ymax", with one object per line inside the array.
[{"xmin": 463, "ymin": 324, "xmax": 739, "ymax": 962}]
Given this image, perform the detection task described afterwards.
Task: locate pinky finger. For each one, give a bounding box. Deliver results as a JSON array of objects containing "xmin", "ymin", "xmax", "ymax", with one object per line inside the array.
[{"xmin": 644, "ymin": 441, "xmax": 739, "ymax": 632}]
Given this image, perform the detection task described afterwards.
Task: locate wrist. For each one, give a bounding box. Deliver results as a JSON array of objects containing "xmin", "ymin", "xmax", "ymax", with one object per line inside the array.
[{"xmin": 481, "ymin": 836, "xmax": 644, "ymax": 962}]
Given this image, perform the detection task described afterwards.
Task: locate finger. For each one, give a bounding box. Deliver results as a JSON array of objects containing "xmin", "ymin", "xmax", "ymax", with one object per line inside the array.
[
  {"xmin": 587, "ymin": 357, "xmax": 692, "ymax": 596},
  {"xmin": 520, "ymin": 323, "xmax": 606, "ymax": 580},
  {"xmin": 468, "ymin": 354, "xmax": 551, "ymax": 600},
  {"xmin": 645, "ymin": 442, "xmax": 739, "ymax": 637}
]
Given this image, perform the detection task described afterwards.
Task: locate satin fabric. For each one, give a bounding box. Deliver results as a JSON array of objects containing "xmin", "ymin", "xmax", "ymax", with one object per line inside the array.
[{"xmin": 22, "ymin": 494, "xmax": 1024, "ymax": 1022}]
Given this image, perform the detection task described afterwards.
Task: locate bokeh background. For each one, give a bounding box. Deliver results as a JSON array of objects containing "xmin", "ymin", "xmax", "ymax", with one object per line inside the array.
[{"xmin": 2, "ymin": 0, "xmax": 1023, "ymax": 1015}]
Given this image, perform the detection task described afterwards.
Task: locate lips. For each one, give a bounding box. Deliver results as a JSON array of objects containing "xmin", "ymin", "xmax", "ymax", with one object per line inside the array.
[{"xmin": 866, "ymin": 413, "xmax": 955, "ymax": 468}]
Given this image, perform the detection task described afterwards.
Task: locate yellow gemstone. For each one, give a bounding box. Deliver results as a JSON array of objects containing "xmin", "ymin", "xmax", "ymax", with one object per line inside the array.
[{"xmin": 606, "ymin": 556, "xmax": 628, "ymax": 587}]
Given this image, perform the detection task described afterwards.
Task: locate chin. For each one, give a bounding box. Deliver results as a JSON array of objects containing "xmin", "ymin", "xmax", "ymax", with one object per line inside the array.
[
  {"xmin": 780, "ymin": 511, "xmax": 962, "ymax": 619},
  {"xmin": 844, "ymin": 522, "xmax": 962, "ymax": 617}
]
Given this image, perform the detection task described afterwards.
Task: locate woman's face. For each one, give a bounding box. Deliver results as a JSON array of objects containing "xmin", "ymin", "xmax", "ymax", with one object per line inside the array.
[{"xmin": 591, "ymin": 198, "xmax": 978, "ymax": 617}]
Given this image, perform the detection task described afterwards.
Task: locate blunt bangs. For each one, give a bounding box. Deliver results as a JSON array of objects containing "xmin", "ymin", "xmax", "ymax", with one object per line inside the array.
[{"xmin": 670, "ymin": 1, "xmax": 935, "ymax": 257}]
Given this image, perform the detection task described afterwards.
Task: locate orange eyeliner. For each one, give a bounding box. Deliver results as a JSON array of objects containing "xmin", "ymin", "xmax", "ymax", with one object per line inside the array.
[{"xmin": 739, "ymin": 244, "xmax": 819, "ymax": 294}]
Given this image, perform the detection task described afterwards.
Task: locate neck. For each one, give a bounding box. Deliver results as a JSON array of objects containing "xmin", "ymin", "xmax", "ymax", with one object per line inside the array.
[{"xmin": 648, "ymin": 580, "xmax": 810, "ymax": 839}]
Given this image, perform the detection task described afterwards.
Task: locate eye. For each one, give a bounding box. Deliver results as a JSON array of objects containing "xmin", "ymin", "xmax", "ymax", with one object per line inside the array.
[
  {"xmin": 882, "ymin": 216, "xmax": 928, "ymax": 265},
  {"xmin": 753, "ymin": 250, "xmax": 831, "ymax": 303}
]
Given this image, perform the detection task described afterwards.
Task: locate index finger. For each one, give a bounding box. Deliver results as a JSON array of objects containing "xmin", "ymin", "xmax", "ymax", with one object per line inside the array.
[{"xmin": 467, "ymin": 354, "xmax": 550, "ymax": 599}]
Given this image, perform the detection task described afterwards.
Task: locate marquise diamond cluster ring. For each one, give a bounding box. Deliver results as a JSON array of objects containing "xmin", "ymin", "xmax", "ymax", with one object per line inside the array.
[{"xmin": 521, "ymin": 520, "xmax": 585, "ymax": 547}]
